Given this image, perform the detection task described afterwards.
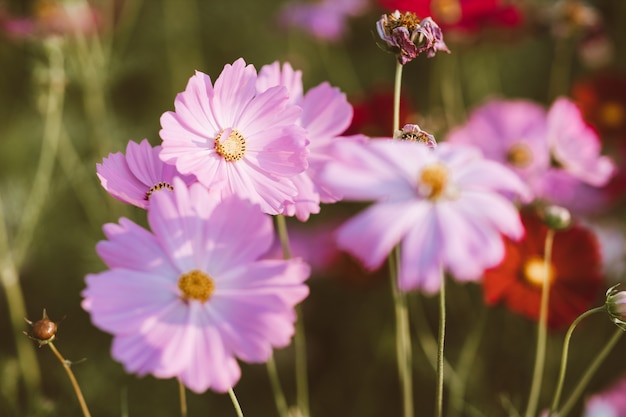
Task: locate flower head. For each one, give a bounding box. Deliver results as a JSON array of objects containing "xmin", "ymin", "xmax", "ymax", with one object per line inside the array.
[
  {"xmin": 482, "ymin": 211, "xmax": 604, "ymax": 329},
  {"xmin": 97, "ymin": 139, "xmax": 196, "ymax": 209},
  {"xmin": 376, "ymin": 11, "xmax": 449, "ymax": 64},
  {"xmin": 159, "ymin": 58, "xmax": 309, "ymax": 215},
  {"xmin": 322, "ymin": 139, "xmax": 529, "ymax": 293},
  {"xmin": 257, "ymin": 61, "xmax": 355, "ymax": 220},
  {"xmin": 605, "ymin": 285, "xmax": 626, "ymax": 330},
  {"xmin": 394, "ymin": 123, "xmax": 437, "ymax": 148},
  {"xmin": 82, "ymin": 179, "xmax": 310, "ymax": 393}
]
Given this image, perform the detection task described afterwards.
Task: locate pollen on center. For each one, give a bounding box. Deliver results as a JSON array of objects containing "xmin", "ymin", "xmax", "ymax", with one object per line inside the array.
[
  {"xmin": 145, "ymin": 181, "xmax": 174, "ymax": 200},
  {"xmin": 215, "ymin": 128, "xmax": 246, "ymax": 162},
  {"xmin": 419, "ymin": 163, "xmax": 448, "ymax": 200},
  {"xmin": 178, "ymin": 269, "xmax": 215, "ymax": 303},
  {"xmin": 523, "ymin": 256, "xmax": 555, "ymax": 288},
  {"xmin": 507, "ymin": 143, "xmax": 533, "ymax": 168}
]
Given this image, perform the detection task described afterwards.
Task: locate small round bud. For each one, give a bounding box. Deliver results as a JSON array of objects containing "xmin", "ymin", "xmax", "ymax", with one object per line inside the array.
[
  {"xmin": 24, "ymin": 309, "xmax": 58, "ymax": 346},
  {"xmin": 605, "ymin": 284, "xmax": 626, "ymax": 331},
  {"xmin": 539, "ymin": 205, "xmax": 572, "ymax": 230}
]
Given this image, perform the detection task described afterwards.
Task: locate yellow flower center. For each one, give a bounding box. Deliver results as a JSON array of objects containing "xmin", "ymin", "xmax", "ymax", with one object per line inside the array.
[
  {"xmin": 145, "ymin": 181, "xmax": 174, "ymax": 200},
  {"xmin": 215, "ymin": 128, "xmax": 246, "ymax": 162},
  {"xmin": 432, "ymin": 0, "xmax": 462, "ymax": 24},
  {"xmin": 420, "ymin": 163, "xmax": 448, "ymax": 200},
  {"xmin": 387, "ymin": 11, "xmax": 420, "ymax": 32},
  {"xmin": 523, "ymin": 256, "xmax": 555, "ymax": 288},
  {"xmin": 599, "ymin": 101, "xmax": 625, "ymax": 129},
  {"xmin": 178, "ymin": 270, "xmax": 215, "ymax": 303},
  {"xmin": 507, "ymin": 143, "xmax": 533, "ymax": 168}
]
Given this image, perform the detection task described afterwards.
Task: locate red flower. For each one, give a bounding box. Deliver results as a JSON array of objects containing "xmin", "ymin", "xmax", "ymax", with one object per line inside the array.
[
  {"xmin": 345, "ymin": 87, "xmax": 416, "ymax": 137},
  {"xmin": 379, "ymin": 0, "xmax": 524, "ymax": 34},
  {"xmin": 482, "ymin": 212, "xmax": 603, "ymax": 329}
]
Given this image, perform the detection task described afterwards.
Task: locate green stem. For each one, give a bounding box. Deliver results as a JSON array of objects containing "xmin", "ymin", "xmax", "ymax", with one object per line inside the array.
[
  {"xmin": 48, "ymin": 342, "xmax": 91, "ymax": 417},
  {"xmin": 525, "ymin": 229, "xmax": 555, "ymax": 417},
  {"xmin": 393, "ymin": 62, "xmax": 404, "ymax": 134},
  {"xmin": 265, "ymin": 355, "xmax": 290, "ymax": 417},
  {"xmin": 275, "ymin": 215, "xmax": 309, "ymax": 417},
  {"xmin": 557, "ymin": 328, "xmax": 624, "ymax": 417},
  {"xmin": 548, "ymin": 37, "xmax": 573, "ymax": 102},
  {"xmin": 228, "ymin": 388, "xmax": 244, "ymax": 417},
  {"xmin": 178, "ymin": 379, "xmax": 187, "ymax": 417},
  {"xmin": 436, "ymin": 269, "xmax": 446, "ymax": 417},
  {"xmin": 548, "ymin": 306, "xmax": 605, "ymax": 416},
  {"xmin": 389, "ymin": 247, "xmax": 414, "ymax": 417}
]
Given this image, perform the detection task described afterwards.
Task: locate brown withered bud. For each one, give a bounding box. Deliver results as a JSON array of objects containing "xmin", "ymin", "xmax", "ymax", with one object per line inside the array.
[{"xmin": 24, "ymin": 309, "xmax": 58, "ymax": 347}]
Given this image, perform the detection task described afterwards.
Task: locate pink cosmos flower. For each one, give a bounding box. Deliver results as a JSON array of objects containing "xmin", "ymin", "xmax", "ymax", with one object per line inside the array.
[
  {"xmin": 159, "ymin": 58, "xmax": 309, "ymax": 215},
  {"xmin": 277, "ymin": 0, "xmax": 368, "ymax": 42},
  {"xmin": 584, "ymin": 375, "xmax": 626, "ymax": 416},
  {"xmin": 321, "ymin": 139, "xmax": 529, "ymax": 293},
  {"xmin": 82, "ymin": 179, "xmax": 310, "ymax": 393},
  {"xmin": 96, "ymin": 139, "xmax": 196, "ymax": 209},
  {"xmin": 257, "ymin": 61, "xmax": 355, "ymax": 221}
]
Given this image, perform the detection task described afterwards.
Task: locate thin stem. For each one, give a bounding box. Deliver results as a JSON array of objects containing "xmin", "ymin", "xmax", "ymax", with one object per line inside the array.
[
  {"xmin": 178, "ymin": 379, "xmax": 187, "ymax": 417},
  {"xmin": 389, "ymin": 247, "xmax": 414, "ymax": 417},
  {"xmin": 275, "ymin": 215, "xmax": 309, "ymax": 417},
  {"xmin": 393, "ymin": 62, "xmax": 404, "ymax": 134},
  {"xmin": 525, "ymin": 229, "xmax": 556, "ymax": 417},
  {"xmin": 548, "ymin": 38, "xmax": 573, "ymax": 102},
  {"xmin": 557, "ymin": 328, "xmax": 624, "ymax": 417},
  {"xmin": 228, "ymin": 388, "xmax": 245, "ymax": 417},
  {"xmin": 436, "ymin": 269, "xmax": 446, "ymax": 417},
  {"xmin": 548, "ymin": 306, "xmax": 605, "ymax": 416},
  {"xmin": 47, "ymin": 342, "xmax": 91, "ymax": 417},
  {"xmin": 265, "ymin": 355, "xmax": 290, "ymax": 417}
]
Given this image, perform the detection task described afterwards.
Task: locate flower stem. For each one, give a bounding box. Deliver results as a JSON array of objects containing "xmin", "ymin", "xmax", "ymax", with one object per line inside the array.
[
  {"xmin": 275, "ymin": 215, "xmax": 309, "ymax": 417},
  {"xmin": 393, "ymin": 62, "xmax": 404, "ymax": 133},
  {"xmin": 525, "ymin": 229, "xmax": 555, "ymax": 417},
  {"xmin": 265, "ymin": 355, "xmax": 290, "ymax": 417},
  {"xmin": 47, "ymin": 342, "xmax": 91, "ymax": 417},
  {"xmin": 548, "ymin": 306, "xmax": 605, "ymax": 416},
  {"xmin": 557, "ymin": 328, "xmax": 624, "ymax": 417},
  {"xmin": 436, "ymin": 269, "xmax": 446, "ymax": 417},
  {"xmin": 389, "ymin": 246, "xmax": 414, "ymax": 417},
  {"xmin": 228, "ymin": 388, "xmax": 245, "ymax": 417},
  {"xmin": 178, "ymin": 379, "xmax": 187, "ymax": 417}
]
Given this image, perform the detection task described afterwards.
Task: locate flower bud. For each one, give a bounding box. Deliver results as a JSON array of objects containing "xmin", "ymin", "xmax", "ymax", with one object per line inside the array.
[
  {"xmin": 605, "ymin": 284, "xmax": 626, "ymax": 330},
  {"xmin": 539, "ymin": 205, "xmax": 572, "ymax": 230},
  {"xmin": 24, "ymin": 309, "xmax": 58, "ymax": 346}
]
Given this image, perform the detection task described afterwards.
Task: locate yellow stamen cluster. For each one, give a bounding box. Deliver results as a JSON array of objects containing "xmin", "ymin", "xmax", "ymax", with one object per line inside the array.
[
  {"xmin": 600, "ymin": 101, "xmax": 625, "ymax": 128},
  {"xmin": 523, "ymin": 256, "xmax": 555, "ymax": 288},
  {"xmin": 215, "ymin": 128, "xmax": 246, "ymax": 162},
  {"xmin": 386, "ymin": 11, "xmax": 420, "ymax": 33},
  {"xmin": 145, "ymin": 181, "xmax": 174, "ymax": 200},
  {"xmin": 178, "ymin": 270, "xmax": 215, "ymax": 303},
  {"xmin": 432, "ymin": 0, "xmax": 462, "ymax": 24},
  {"xmin": 420, "ymin": 163, "xmax": 448, "ymax": 200},
  {"xmin": 507, "ymin": 143, "xmax": 533, "ymax": 168}
]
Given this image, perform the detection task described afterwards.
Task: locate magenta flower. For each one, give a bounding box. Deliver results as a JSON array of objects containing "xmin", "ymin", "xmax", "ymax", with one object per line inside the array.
[
  {"xmin": 159, "ymin": 58, "xmax": 309, "ymax": 215},
  {"xmin": 584, "ymin": 375, "xmax": 626, "ymax": 416},
  {"xmin": 277, "ymin": 0, "xmax": 368, "ymax": 41},
  {"xmin": 257, "ymin": 61, "xmax": 355, "ymax": 221},
  {"xmin": 82, "ymin": 179, "xmax": 310, "ymax": 393},
  {"xmin": 322, "ymin": 139, "xmax": 529, "ymax": 293},
  {"xmin": 546, "ymin": 97, "xmax": 615, "ymax": 187},
  {"xmin": 96, "ymin": 139, "xmax": 196, "ymax": 209},
  {"xmin": 415, "ymin": 17, "xmax": 450, "ymax": 58}
]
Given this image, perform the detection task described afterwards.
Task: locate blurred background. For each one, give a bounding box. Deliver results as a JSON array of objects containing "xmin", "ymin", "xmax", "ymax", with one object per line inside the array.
[{"xmin": 1, "ymin": 0, "xmax": 626, "ymax": 416}]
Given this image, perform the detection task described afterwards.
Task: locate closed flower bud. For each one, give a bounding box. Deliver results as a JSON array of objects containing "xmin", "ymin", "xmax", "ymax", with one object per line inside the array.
[
  {"xmin": 605, "ymin": 284, "xmax": 626, "ymax": 330},
  {"xmin": 539, "ymin": 205, "xmax": 572, "ymax": 230},
  {"xmin": 24, "ymin": 309, "xmax": 58, "ymax": 346}
]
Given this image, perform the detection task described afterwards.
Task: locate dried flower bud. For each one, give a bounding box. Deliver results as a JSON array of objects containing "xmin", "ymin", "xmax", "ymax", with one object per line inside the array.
[
  {"xmin": 539, "ymin": 205, "xmax": 572, "ymax": 230},
  {"xmin": 606, "ymin": 284, "xmax": 626, "ymax": 330},
  {"xmin": 394, "ymin": 124, "xmax": 437, "ymax": 148},
  {"xmin": 24, "ymin": 309, "xmax": 58, "ymax": 346}
]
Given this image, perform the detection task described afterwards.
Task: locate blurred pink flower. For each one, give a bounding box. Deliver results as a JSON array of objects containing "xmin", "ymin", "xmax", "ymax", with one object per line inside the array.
[
  {"xmin": 159, "ymin": 58, "xmax": 308, "ymax": 215},
  {"xmin": 82, "ymin": 179, "xmax": 310, "ymax": 393},
  {"xmin": 322, "ymin": 139, "xmax": 529, "ymax": 293},
  {"xmin": 96, "ymin": 139, "xmax": 196, "ymax": 209},
  {"xmin": 1, "ymin": 0, "xmax": 101, "ymax": 39},
  {"xmin": 257, "ymin": 61, "xmax": 355, "ymax": 221},
  {"xmin": 584, "ymin": 375, "xmax": 626, "ymax": 416},
  {"xmin": 277, "ymin": 0, "xmax": 368, "ymax": 41}
]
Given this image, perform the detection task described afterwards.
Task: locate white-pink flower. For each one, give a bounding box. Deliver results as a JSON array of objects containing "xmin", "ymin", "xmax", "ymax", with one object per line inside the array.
[
  {"xmin": 322, "ymin": 139, "xmax": 529, "ymax": 293},
  {"xmin": 159, "ymin": 58, "xmax": 309, "ymax": 215},
  {"xmin": 96, "ymin": 139, "xmax": 196, "ymax": 209},
  {"xmin": 82, "ymin": 179, "xmax": 310, "ymax": 393},
  {"xmin": 257, "ymin": 61, "xmax": 355, "ymax": 221}
]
